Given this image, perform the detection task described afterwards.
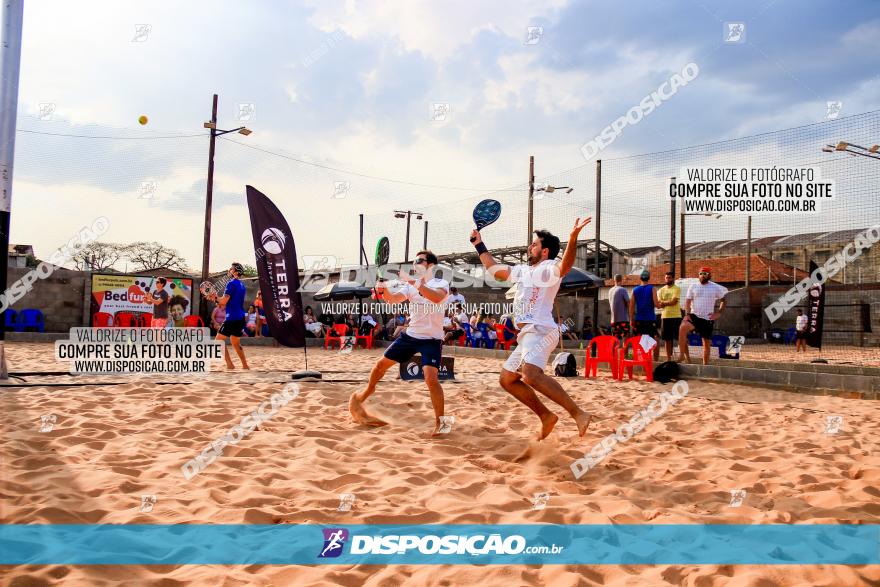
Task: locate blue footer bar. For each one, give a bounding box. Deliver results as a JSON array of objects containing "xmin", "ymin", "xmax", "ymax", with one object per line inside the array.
[{"xmin": 1, "ymin": 524, "xmax": 877, "ymax": 565}]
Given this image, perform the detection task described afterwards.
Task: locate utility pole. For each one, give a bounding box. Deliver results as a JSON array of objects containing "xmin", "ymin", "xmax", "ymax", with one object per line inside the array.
[
  {"xmin": 197, "ymin": 95, "xmax": 251, "ymax": 320},
  {"xmin": 592, "ymin": 159, "xmax": 602, "ymax": 334},
  {"xmin": 0, "ymin": 0, "xmax": 24, "ymax": 380},
  {"xmin": 669, "ymin": 178, "xmax": 676, "ymax": 277},
  {"xmin": 745, "ymin": 215, "xmax": 752, "ymax": 290},
  {"xmin": 199, "ymin": 94, "xmax": 218, "ymax": 322},
  {"xmin": 359, "ymin": 213, "xmax": 365, "ymax": 266},
  {"xmin": 423, "ymin": 220, "xmax": 428, "ymax": 250},
  {"xmin": 404, "ymin": 211, "xmax": 412, "ymax": 262},
  {"xmin": 679, "ymin": 212, "xmax": 686, "ymax": 280},
  {"xmin": 527, "ymin": 155, "xmax": 535, "ymax": 248}
]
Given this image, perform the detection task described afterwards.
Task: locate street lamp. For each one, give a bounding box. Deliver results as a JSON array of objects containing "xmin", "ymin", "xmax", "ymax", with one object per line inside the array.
[
  {"xmin": 536, "ymin": 185, "xmax": 574, "ymax": 194},
  {"xmin": 822, "ymin": 141, "xmax": 880, "ymax": 160},
  {"xmin": 393, "ymin": 210, "xmax": 425, "ymax": 262},
  {"xmin": 199, "ymin": 93, "xmax": 253, "ymax": 322}
]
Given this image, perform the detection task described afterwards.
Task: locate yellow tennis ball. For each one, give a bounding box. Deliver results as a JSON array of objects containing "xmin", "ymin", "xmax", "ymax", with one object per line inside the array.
[{"xmin": 138, "ymin": 115, "xmax": 148, "ymax": 125}]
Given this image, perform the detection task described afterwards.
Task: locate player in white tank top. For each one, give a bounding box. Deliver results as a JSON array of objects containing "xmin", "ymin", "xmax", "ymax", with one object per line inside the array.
[
  {"xmin": 349, "ymin": 250, "xmax": 451, "ymax": 436},
  {"xmin": 471, "ymin": 218, "xmax": 594, "ymax": 441}
]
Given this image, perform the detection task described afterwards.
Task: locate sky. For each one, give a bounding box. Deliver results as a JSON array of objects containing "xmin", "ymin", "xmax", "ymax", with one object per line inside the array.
[{"xmin": 8, "ymin": 0, "xmax": 880, "ymax": 272}]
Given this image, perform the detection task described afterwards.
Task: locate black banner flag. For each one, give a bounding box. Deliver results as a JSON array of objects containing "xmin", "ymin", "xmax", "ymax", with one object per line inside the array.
[
  {"xmin": 245, "ymin": 185, "xmax": 306, "ymax": 347},
  {"xmin": 806, "ymin": 260, "xmax": 825, "ymax": 349}
]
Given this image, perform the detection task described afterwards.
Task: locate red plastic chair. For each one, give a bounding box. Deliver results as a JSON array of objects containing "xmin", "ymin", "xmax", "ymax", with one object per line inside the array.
[
  {"xmin": 184, "ymin": 315, "xmax": 204, "ymax": 328},
  {"xmin": 494, "ymin": 324, "xmax": 515, "ymax": 351},
  {"xmin": 325, "ymin": 324, "xmax": 348, "ymax": 349},
  {"xmin": 618, "ymin": 336, "xmax": 654, "ymax": 382},
  {"xmin": 138, "ymin": 313, "xmax": 152, "ymax": 327},
  {"xmin": 356, "ymin": 325, "xmax": 378, "ymax": 349},
  {"xmin": 114, "ymin": 312, "xmax": 138, "ymax": 328},
  {"xmin": 584, "ymin": 335, "xmax": 620, "ymax": 379},
  {"xmin": 93, "ymin": 312, "xmax": 114, "ymax": 327}
]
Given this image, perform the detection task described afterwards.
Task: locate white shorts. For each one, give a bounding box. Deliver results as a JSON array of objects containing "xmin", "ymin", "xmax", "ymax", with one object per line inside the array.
[{"xmin": 502, "ymin": 323, "xmax": 559, "ymax": 372}]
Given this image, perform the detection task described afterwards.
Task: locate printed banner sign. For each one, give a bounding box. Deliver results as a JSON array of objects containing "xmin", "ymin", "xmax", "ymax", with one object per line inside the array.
[
  {"xmin": 399, "ymin": 356, "xmax": 455, "ymax": 380},
  {"xmin": 806, "ymin": 260, "xmax": 825, "ymax": 349},
  {"xmin": 90, "ymin": 274, "xmax": 193, "ymax": 325},
  {"xmin": 246, "ymin": 185, "xmax": 306, "ymax": 347}
]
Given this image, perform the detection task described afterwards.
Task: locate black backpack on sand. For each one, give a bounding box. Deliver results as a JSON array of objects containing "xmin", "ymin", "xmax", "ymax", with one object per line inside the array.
[
  {"xmin": 652, "ymin": 361, "xmax": 680, "ymax": 383},
  {"xmin": 553, "ymin": 352, "xmax": 578, "ymax": 377}
]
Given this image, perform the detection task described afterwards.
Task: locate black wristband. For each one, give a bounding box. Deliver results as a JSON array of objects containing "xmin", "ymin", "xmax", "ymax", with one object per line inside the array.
[{"xmin": 475, "ymin": 241, "xmax": 488, "ymax": 255}]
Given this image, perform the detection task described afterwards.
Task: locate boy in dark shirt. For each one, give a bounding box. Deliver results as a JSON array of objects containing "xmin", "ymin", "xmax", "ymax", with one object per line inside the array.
[{"xmin": 144, "ymin": 277, "xmax": 170, "ymax": 328}]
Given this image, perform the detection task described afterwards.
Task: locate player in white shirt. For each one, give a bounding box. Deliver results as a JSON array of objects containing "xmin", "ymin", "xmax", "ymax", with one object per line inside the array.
[
  {"xmin": 471, "ymin": 219, "xmax": 593, "ymax": 440},
  {"xmin": 349, "ymin": 250, "xmax": 450, "ymax": 436},
  {"xmin": 678, "ymin": 266, "xmax": 728, "ymax": 365}
]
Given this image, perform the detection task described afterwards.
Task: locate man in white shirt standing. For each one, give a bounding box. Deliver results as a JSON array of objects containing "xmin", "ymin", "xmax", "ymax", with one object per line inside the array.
[
  {"xmin": 795, "ymin": 308, "xmax": 809, "ymax": 353},
  {"xmin": 349, "ymin": 250, "xmax": 450, "ymax": 436},
  {"xmin": 678, "ymin": 266, "xmax": 728, "ymax": 365},
  {"xmin": 471, "ymin": 219, "xmax": 593, "ymax": 440}
]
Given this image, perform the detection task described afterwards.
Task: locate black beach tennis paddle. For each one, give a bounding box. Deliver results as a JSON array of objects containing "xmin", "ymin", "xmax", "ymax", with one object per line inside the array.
[{"xmin": 469, "ymin": 199, "xmax": 502, "ymax": 242}]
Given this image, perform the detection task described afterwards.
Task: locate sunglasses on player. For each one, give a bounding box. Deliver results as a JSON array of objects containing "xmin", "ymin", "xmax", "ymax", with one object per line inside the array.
[
  {"xmin": 414, "ymin": 258, "xmax": 428, "ymax": 265},
  {"xmin": 699, "ymin": 272, "xmax": 710, "ymax": 276}
]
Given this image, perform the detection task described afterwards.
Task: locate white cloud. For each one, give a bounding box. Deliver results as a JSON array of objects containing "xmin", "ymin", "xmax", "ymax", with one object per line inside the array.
[
  {"xmin": 841, "ymin": 19, "xmax": 880, "ymax": 47},
  {"xmin": 303, "ymin": 0, "xmax": 569, "ymax": 61}
]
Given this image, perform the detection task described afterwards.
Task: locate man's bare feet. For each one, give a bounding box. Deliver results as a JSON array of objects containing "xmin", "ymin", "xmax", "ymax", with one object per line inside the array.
[
  {"xmin": 225, "ymin": 362, "xmax": 235, "ymax": 370},
  {"xmin": 431, "ymin": 419, "xmax": 443, "ymax": 437},
  {"xmin": 573, "ymin": 409, "xmax": 592, "ymax": 437},
  {"xmin": 348, "ymin": 393, "xmax": 388, "ymax": 427},
  {"xmin": 538, "ymin": 412, "xmax": 559, "ymax": 440}
]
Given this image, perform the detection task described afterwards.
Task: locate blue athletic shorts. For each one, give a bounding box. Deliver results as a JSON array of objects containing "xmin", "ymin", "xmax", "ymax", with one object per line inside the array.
[{"xmin": 384, "ymin": 332, "xmax": 443, "ymax": 368}]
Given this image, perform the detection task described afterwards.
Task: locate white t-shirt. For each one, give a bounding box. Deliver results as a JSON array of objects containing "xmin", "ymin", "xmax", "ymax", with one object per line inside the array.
[
  {"xmin": 509, "ymin": 260, "xmax": 561, "ymax": 329},
  {"xmin": 685, "ymin": 281, "xmax": 728, "ymax": 320},
  {"xmin": 400, "ymin": 277, "xmax": 450, "ymax": 339},
  {"xmin": 448, "ymin": 293, "xmax": 466, "ymax": 306},
  {"xmin": 796, "ymin": 314, "xmax": 808, "ymax": 330},
  {"xmin": 456, "ymin": 311, "xmax": 468, "ymax": 325}
]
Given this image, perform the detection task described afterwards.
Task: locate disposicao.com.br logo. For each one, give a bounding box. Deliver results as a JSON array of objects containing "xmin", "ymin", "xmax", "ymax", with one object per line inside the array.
[{"xmin": 318, "ymin": 528, "xmax": 563, "ymax": 558}]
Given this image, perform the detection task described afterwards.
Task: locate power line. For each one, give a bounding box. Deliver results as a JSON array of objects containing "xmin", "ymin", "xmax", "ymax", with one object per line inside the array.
[
  {"xmin": 16, "ymin": 107, "xmax": 879, "ymax": 197},
  {"xmin": 217, "ymin": 136, "xmax": 523, "ymax": 193},
  {"xmin": 16, "ymin": 128, "xmax": 208, "ymax": 140}
]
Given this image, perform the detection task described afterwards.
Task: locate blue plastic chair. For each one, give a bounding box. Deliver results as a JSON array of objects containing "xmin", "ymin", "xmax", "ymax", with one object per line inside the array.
[
  {"xmin": 19, "ymin": 309, "xmax": 45, "ymax": 333},
  {"xmin": 712, "ymin": 334, "xmax": 739, "ymax": 359},
  {"xmin": 783, "ymin": 327, "xmax": 797, "ymax": 345},
  {"xmin": 686, "ymin": 333, "xmax": 702, "ymax": 347},
  {"xmin": 461, "ymin": 323, "xmax": 478, "ymax": 348},
  {"xmin": 4, "ymin": 310, "xmax": 16, "ymax": 330},
  {"xmin": 477, "ymin": 323, "xmax": 495, "ymax": 349}
]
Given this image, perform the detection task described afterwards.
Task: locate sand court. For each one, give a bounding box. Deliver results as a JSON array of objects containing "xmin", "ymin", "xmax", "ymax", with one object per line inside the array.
[{"xmin": 1, "ymin": 342, "xmax": 878, "ymax": 585}]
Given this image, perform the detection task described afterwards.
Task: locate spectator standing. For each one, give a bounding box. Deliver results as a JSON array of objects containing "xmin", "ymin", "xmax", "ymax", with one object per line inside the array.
[
  {"xmin": 795, "ymin": 308, "xmax": 809, "ymax": 352},
  {"xmin": 210, "ymin": 304, "xmax": 225, "ymax": 336},
  {"xmin": 678, "ymin": 266, "xmax": 728, "ymax": 365},
  {"xmin": 657, "ymin": 271, "xmax": 682, "ymax": 361},
  {"xmin": 629, "ymin": 270, "xmax": 660, "ymax": 360},
  {"xmin": 608, "ymin": 274, "xmax": 630, "ymax": 341}
]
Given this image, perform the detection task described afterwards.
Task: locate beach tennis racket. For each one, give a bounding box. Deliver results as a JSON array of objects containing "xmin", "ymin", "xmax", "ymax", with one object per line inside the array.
[
  {"xmin": 199, "ymin": 281, "xmax": 218, "ymax": 298},
  {"xmin": 469, "ymin": 199, "xmax": 502, "ymax": 242},
  {"xmin": 375, "ymin": 236, "xmax": 390, "ymax": 281}
]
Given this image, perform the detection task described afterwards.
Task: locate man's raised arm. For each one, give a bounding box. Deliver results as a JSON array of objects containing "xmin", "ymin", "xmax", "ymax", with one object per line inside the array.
[
  {"xmin": 470, "ymin": 229, "xmax": 511, "ymax": 282},
  {"xmin": 558, "ymin": 217, "xmax": 592, "ymax": 276}
]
